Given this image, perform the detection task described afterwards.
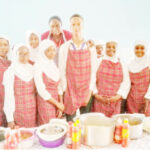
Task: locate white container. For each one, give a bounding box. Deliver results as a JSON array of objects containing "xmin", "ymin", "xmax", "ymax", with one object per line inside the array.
[
  {"xmin": 19, "ymin": 128, "xmax": 34, "ymax": 149},
  {"xmin": 112, "ymin": 113, "xmax": 144, "ymax": 140},
  {"xmin": 80, "ymin": 113, "xmax": 115, "ymax": 147}
]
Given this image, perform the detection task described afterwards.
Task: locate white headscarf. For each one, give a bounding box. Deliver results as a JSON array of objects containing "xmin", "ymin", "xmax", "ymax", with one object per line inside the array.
[
  {"xmin": 128, "ymin": 41, "xmax": 150, "ymax": 73},
  {"xmin": 3, "ymin": 44, "xmax": 34, "ymax": 84},
  {"xmin": 35, "ymin": 39, "xmax": 59, "ymax": 82},
  {"xmin": 26, "ymin": 30, "xmax": 40, "ymax": 63},
  {"xmin": 103, "ymin": 41, "xmax": 119, "ymax": 63}
]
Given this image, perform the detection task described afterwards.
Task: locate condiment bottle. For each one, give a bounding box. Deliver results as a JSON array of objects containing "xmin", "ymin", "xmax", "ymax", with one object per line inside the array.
[
  {"xmin": 66, "ymin": 121, "xmax": 73, "ymax": 149},
  {"xmin": 122, "ymin": 118, "xmax": 129, "ymax": 147}
]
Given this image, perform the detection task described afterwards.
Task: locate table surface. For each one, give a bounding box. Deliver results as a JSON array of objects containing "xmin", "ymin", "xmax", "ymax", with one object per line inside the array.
[{"xmin": 29, "ymin": 132, "xmax": 150, "ymax": 150}]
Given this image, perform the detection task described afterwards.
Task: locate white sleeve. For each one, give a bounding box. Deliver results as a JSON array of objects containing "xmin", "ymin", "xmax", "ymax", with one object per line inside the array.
[
  {"xmin": 93, "ymin": 58, "xmax": 102, "ymax": 94},
  {"xmin": 117, "ymin": 61, "xmax": 131, "ymax": 99},
  {"xmin": 58, "ymin": 82, "xmax": 63, "ymax": 95},
  {"xmin": 34, "ymin": 65, "xmax": 51, "ymax": 100},
  {"xmin": 58, "ymin": 42, "xmax": 69, "ymax": 93},
  {"xmin": 89, "ymin": 47, "xmax": 97, "ymax": 91},
  {"xmin": 144, "ymin": 85, "xmax": 150, "ymax": 100},
  {"xmin": 3, "ymin": 68, "xmax": 15, "ymax": 122}
]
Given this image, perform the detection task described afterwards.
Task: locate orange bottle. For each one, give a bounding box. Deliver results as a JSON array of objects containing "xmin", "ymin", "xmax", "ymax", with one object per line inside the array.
[
  {"xmin": 114, "ymin": 118, "xmax": 122, "ymax": 144},
  {"xmin": 122, "ymin": 118, "xmax": 129, "ymax": 147},
  {"xmin": 66, "ymin": 121, "xmax": 73, "ymax": 149}
]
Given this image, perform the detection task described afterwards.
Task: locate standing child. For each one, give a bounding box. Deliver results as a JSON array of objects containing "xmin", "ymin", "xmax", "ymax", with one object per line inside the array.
[
  {"xmin": 93, "ymin": 41, "xmax": 130, "ymax": 117},
  {"xmin": 59, "ymin": 14, "xmax": 97, "ymax": 121},
  {"xmin": 127, "ymin": 41, "xmax": 150, "ymax": 116},
  {"xmin": 34, "ymin": 39, "xmax": 64, "ymax": 125},
  {"xmin": 0, "ymin": 37, "xmax": 11, "ymax": 126},
  {"xmin": 26, "ymin": 31, "xmax": 40, "ymax": 64},
  {"xmin": 3, "ymin": 44, "xmax": 37, "ymax": 128}
]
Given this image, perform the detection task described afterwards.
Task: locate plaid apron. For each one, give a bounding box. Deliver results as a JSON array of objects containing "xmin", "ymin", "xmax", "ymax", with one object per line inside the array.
[
  {"xmin": 93, "ymin": 59, "xmax": 123, "ymax": 117},
  {"xmin": 64, "ymin": 43, "xmax": 91, "ymax": 115},
  {"xmin": 127, "ymin": 67, "xmax": 150, "ymax": 113},
  {"xmin": 0, "ymin": 59, "xmax": 10, "ymax": 126},
  {"xmin": 37, "ymin": 73, "xmax": 59, "ymax": 125},
  {"xmin": 14, "ymin": 76, "xmax": 36, "ymax": 127}
]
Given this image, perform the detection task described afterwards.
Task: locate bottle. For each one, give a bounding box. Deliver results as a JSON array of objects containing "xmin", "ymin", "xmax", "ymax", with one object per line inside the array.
[
  {"xmin": 122, "ymin": 118, "xmax": 129, "ymax": 147},
  {"xmin": 114, "ymin": 118, "xmax": 122, "ymax": 144},
  {"xmin": 72, "ymin": 122, "xmax": 80, "ymax": 149},
  {"xmin": 66, "ymin": 121, "xmax": 73, "ymax": 149},
  {"xmin": 75, "ymin": 119, "xmax": 81, "ymax": 146}
]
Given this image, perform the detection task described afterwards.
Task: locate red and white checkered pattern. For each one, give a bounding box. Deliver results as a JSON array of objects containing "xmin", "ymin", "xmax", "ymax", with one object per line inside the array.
[
  {"xmin": 64, "ymin": 49, "xmax": 91, "ymax": 115},
  {"xmin": 0, "ymin": 59, "xmax": 10, "ymax": 126},
  {"xmin": 93, "ymin": 59, "xmax": 123, "ymax": 117},
  {"xmin": 37, "ymin": 73, "xmax": 59, "ymax": 125},
  {"xmin": 14, "ymin": 76, "xmax": 37, "ymax": 127},
  {"xmin": 127, "ymin": 67, "xmax": 150, "ymax": 114}
]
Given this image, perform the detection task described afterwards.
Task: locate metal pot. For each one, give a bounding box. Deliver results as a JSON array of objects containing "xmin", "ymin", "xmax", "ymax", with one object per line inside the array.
[
  {"xmin": 79, "ymin": 113, "xmax": 115, "ymax": 147},
  {"xmin": 112, "ymin": 113, "xmax": 144, "ymax": 140}
]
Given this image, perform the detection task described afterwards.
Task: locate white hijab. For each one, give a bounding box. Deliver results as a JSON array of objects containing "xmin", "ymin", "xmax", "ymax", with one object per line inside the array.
[
  {"xmin": 26, "ymin": 30, "xmax": 40, "ymax": 62},
  {"xmin": 36, "ymin": 39, "xmax": 59, "ymax": 82},
  {"xmin": 3, "ymin": 44, "xmax": 34, "ymax": 86},
  {"xmin": 103, "ymin": 41, "xmax": 119, "ymax": 63},
  {"xmin": 128, "ymin": 41, "xmax": 150, "ymax": 73}
]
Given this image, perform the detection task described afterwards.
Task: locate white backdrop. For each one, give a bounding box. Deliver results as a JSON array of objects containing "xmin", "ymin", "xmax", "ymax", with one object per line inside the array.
[{"xmin": 0, "ymin": 0, "xmax": 150, "ymax": 62}]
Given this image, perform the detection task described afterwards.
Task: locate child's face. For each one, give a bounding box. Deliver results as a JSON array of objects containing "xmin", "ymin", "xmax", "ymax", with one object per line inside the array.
[
  {"xmin": 96, "ymin": 45, "xmax": 103, "ymax": 55},
  {"xmin": 18, "ymin": 46, "xmax": 30, "ymax": 64},
  {"xmin": 29, "ymin": 33, "xmax": 39, "ymax": 49},
  {"xmin": 134, "ymin": 44, "xmax": 145, "ymax": 58},
  {"xmin": 0, "ymin": 38, "xmax": 9, "ymax": 58},
  {"xmin": 70, "ymin": 17, "xmax": 83, "ymax": 36},
  {"xmin": 50, "ymin": 19, "xmax": 62, "ymax": 36},
  {"xmin": 44, "ymin": 46, "xmax": 56, "ymax": 60},
  {"xmin": 106, "ymin": 42, "xmax": 117, "ymax": 57}
]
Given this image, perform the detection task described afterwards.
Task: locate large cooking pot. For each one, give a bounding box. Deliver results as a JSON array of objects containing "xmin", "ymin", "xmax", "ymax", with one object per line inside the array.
[
  {"xmin": 112, "ymin": 113, "xmax": 145, "ymax": 140},
  {"xmin": 79, "ymin": 113, "xmax": 115, "ymax": 147}
]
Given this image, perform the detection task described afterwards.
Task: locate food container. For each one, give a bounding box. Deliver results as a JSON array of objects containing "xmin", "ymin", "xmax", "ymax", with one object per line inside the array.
[
  {"xmin": 19, "ymin": 128, "xmax": 34, "ymax": 149},
  {"xmin": 143, "ymin": 117, "xmax": 150, "ymax": 133},
  {"xmin": 112, "ymin": 113, "xmax": 144, "ymax": 139},
  {"xmin": 0, "ymin": 127, "xmax": 6, "ymax": 149},
  {"xmin": 79, "ymin": 113, "xmax": 115, "ymax": 147},
  {"xmin": 36, "ymin": 123, "xmax": 67, "ymax": 148}
]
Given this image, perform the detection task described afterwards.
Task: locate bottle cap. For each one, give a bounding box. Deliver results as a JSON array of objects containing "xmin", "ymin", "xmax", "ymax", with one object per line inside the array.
[{"xmin": 124, "ymin": 118, "xmax": 128, "ymax": 124}]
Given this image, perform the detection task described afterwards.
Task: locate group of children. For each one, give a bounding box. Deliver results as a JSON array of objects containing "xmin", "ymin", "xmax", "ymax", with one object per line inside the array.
[{"xmin": 0, "ymin": 14, "xmax": 150, "ymax": 129}]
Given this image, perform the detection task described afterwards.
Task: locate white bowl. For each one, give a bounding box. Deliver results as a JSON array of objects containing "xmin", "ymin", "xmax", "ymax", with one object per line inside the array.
[
  {"xmin": 143, "ymin": 117, "xmax": 150, "ymax": 132},
  {"xmin": 36, "ymin": 123, "xmax": 67, "ymax": 142}
]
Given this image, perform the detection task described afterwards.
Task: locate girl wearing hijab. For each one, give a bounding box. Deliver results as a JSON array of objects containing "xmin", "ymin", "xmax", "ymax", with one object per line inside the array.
[
  {"xmin": 93, "ymin": 41, "xmax": 130, "ymax": 117},
  {"xmin": 0, "ymin": 37, "xmax": 11, "ymax": 126},
  {"xmin": 34, "ymin": 39, "xmax": 64, "ymax": 125},
  {"xmin": 127, "ymin": 41, "xmax": 150, "ymax": 116},
  {"xmin": 3, "ymin": 44, "xmax": 36, "ymax": 129},
  {"xmin": 26, "ymin": 30, "xmax": 40, "ymax": 65}
]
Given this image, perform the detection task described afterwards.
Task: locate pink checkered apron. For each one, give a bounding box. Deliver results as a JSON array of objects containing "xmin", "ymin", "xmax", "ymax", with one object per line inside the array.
[
  {"xmin": 127, "ymin": 67, "xmax": 150, "ymax": 114},
  {"xmin": 37, "ymin": 73, "xmax": 59, "ymax": 125},
  {"xmin": 14, "ymin": 76, "xmax": 37, "ymax": 127},
  {"xmin": 93, "ymin": 59, "xmax": 123, "ymax": 117},
  {"xmin": 64, "ymin": 43, "xmax": 91, "ymax": 115},
  {"xmin": 0, "ymin": 59, "xmax": 10, "ymax": 126}
]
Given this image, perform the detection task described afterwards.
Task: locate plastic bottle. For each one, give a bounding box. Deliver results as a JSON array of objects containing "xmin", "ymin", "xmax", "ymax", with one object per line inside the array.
[
  {"xmin": 122, "ymin": 118, "xmax": 129, "ymax": 147},
  {"xmin": 72, "ymin": 122, "xmax": 80, "ymax": 149},
  {"xmin": 66, "ymin": 121, "xmax": 73, "ymax": 149},
  {"xmin": 114, "ymin": 118, "xmax": 122, "ymax": 144},
  {"xmin": 75, "ymin": 119, "xmax": 81, "ymax": 146}
]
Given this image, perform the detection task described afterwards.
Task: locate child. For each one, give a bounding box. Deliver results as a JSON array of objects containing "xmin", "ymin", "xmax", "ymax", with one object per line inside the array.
[
  {"xmin": 59, "ymin": 14, "xmax": 97, "ymax": 121},
  {"xmin": 3, "ymin": 44, "xmax": 37, "ymax": 128},
  {"xmin": 127, "ymin": 41, "xmax": 150, "ymax": 116},
  {"xmin": 93, "ymin": 41, "xmax": 130, "ymax": 117},
  {"xmin": 34, "ymin": 39, "xmax": 64, "ymax": 125},
  {"xmin": 26, "ymin": 31, "xmax": 40, "ymax": 64},
  {"xmin": 0, "ymin": 37, "xmax": 11, "ymax": 126}
]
